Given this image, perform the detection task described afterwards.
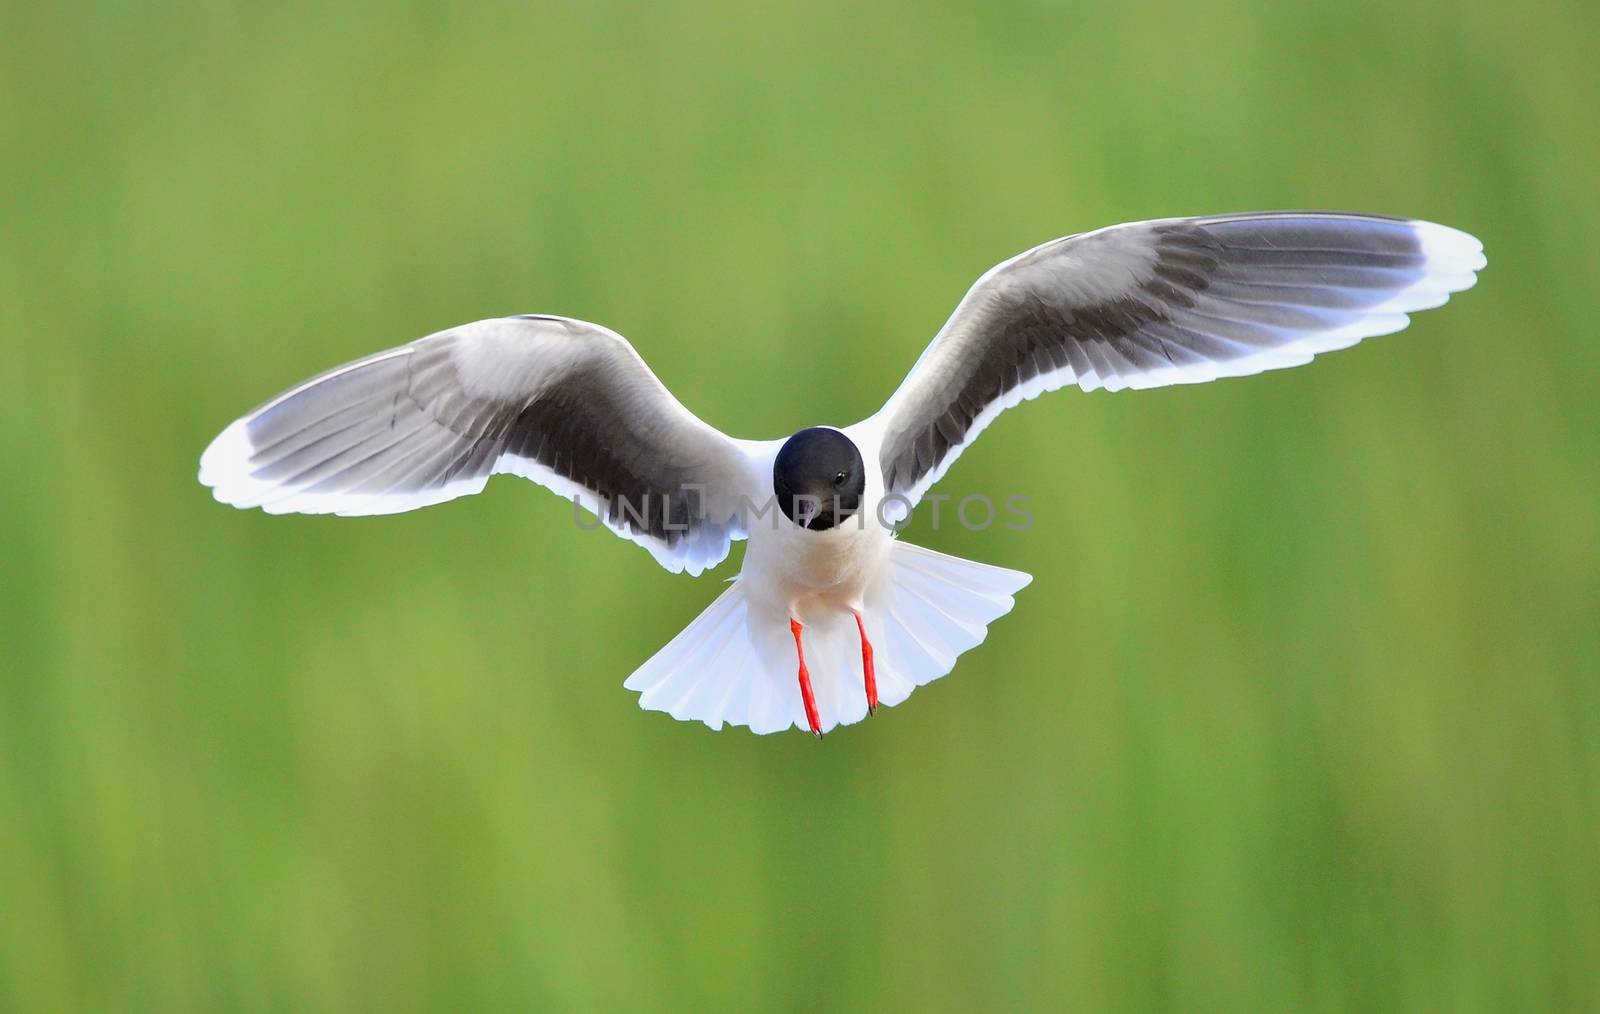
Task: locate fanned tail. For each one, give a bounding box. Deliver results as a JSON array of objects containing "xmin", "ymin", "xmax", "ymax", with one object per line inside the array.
[
  {"xmin": 623, "ymin": 542, "xmax": 1032, "ymax": 734},
  {"xmin": 868, "ymin": 542, "xmax": 1033, "ymax": 715}
]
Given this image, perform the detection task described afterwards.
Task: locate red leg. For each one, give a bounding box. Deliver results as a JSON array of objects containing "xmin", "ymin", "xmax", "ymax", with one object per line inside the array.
[
  {"xmin": 853, "ymin": 609, "xmax": 877, "ymax": 716},
  {"xmin": 789, "ymin": 619, "xmax": 822, "ymax": 737}
]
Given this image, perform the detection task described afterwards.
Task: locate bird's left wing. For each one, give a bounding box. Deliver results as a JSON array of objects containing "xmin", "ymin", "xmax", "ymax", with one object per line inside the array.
[
  {"xmin": 863, "ymin": 212, "xmax": 1485, "ymax": 515},
  {"xmin": 200, "ymin": 314, "xmax": 765, "ymax": 575}
]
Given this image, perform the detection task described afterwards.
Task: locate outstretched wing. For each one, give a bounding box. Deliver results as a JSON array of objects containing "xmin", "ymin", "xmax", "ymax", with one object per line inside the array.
[
  {"xmin": 867, "ymin": 213, "xmax": 1485, "ymax": 513},
  {"xmin": 199, "ymin": 314, "xmax": 765, "ymax": 575}
]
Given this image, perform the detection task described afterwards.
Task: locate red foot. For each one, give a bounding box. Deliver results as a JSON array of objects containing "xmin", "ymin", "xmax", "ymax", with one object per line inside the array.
[
  {"xmin": 789, "ymin": 619, "xmax": 822, "ymax": 737},
  {"xmin": 853, "ymin": 610, "xmax": 877, "ymax": 715}
]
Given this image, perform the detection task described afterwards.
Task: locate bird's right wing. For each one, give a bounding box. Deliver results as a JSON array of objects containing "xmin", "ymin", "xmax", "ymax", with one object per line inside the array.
[
  {"xmin": 200, "ymin": 315, "xmax": 768, "ymax": 575},
  {"xmin": 864, "ymin": 212, "xmax": 1485, "ymax": 516}
]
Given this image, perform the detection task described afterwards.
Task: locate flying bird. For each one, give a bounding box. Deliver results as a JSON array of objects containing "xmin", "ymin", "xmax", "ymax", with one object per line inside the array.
[{"xmin": 200, "ymin": 212, "xmax": 1485, "ymax": 735}]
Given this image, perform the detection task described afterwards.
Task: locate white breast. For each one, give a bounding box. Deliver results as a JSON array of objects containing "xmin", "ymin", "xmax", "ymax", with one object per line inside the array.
[{"xmin": 738, "ymin": 436, "xmax": 896, "ymax": 617}]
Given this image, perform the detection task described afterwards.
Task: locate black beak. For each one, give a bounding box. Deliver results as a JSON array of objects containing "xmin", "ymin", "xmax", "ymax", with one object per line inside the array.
[{"xmin": 797, "ymin": 494, "xmax": 832, "ymax": 529}]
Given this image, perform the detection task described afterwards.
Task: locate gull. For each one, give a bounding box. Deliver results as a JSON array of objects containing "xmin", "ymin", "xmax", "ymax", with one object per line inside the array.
[{"xmin": 200, "ymin": 212, "xmax": 1485, "ymax": 735}]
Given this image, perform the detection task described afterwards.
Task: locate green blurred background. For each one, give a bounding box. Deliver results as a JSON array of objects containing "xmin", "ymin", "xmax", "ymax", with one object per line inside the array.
[{"xmin": 2, "ymin": 0, "xmax": 1597, "ymax": 1009}]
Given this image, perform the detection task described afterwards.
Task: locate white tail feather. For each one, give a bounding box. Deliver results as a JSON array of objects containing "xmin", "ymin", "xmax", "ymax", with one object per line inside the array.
[{"xmin": 624, "ymin": 542, "xmax": 1032, "ymax": 734}]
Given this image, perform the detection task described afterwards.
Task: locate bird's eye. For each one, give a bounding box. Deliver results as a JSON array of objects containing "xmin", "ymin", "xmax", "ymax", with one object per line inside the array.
[{"xmin": 834, "ymin": 471, "xmax": 847, "ymax": 486}]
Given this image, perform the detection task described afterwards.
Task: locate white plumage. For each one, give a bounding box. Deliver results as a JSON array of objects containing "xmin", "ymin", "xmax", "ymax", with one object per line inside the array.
[{"xmin": 200, "ymin": 212, "xmax": 1485, "ymax": 735}]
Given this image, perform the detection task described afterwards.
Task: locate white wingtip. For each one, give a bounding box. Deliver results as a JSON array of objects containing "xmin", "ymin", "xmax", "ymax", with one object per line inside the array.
[
  {"xmin": 198, "ymin": 417, "xmax": 265, "ymax": 507},
  {"xmin": 1410, "ymin": 219, "xmax": 1488, "ymax": 281}
]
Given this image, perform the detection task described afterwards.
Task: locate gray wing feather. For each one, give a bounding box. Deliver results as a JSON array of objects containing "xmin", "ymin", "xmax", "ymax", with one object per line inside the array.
[
  {"xmin": 871, "ymin": 212, "xmax": 1485, "ymax": 509},
  {"xmin": 200, "ymin": 315, "xmax": 760, "ymax": 575}
]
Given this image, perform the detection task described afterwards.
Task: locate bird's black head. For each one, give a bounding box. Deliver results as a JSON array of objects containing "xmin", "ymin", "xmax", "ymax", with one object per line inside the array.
[{"xmin": 773, "ymin": 427, "xmax": 865, "ymax": 531}]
